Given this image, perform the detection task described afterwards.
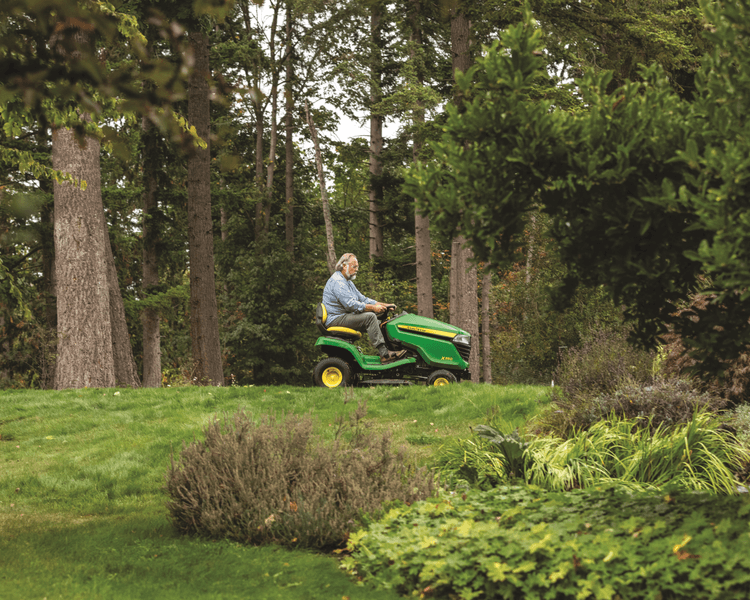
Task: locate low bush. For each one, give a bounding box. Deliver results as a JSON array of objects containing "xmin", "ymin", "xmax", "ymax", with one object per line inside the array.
[
  {"xmin": 343, "ymin": 486, "xmax": 750, "ymax": 600},
  {"xmin": 434, "ymin": 427, "xmax": 530, "ymax": 490},
  {"xmin": 592, "ymin": 378, "xmax": 726, "ymax": 431},
  {"xmin": 164, "ymin": 399, "xmax": 435, "ymax": 549},
  {"xmin": 537, "ymin": 328, "xmax": 656, "ymax": 435},
  {"xmin": 537, "ymin": 376, "xmax": 726, "ymax": 438},
  {"xmin": 554, "ymin": 328, "xmax": 656, "ymax": 400}
]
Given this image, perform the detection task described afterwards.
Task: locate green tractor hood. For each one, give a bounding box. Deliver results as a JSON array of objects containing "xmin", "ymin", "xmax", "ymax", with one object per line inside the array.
[{"xmin": 384, "ymin": 313, "xmax": 471, "ymax": 370}]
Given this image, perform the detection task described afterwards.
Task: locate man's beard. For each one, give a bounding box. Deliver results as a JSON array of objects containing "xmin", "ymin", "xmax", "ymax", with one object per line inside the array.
[{"xmin": 346, "ymin": 273, "xmax": 357, "ymax": 281}]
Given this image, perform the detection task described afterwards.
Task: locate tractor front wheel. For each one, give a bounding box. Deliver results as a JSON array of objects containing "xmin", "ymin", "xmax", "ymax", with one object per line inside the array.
[
  {"xmin": 314, "ymin": 357, "xmax": 352, "ymax": 388},
  {"xmin": 427, "ymin": 370, "xmax": 457, "ymax": 387}
]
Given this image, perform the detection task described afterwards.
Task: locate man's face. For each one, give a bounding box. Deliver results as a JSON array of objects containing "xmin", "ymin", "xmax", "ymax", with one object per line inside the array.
[{"xmin": 344, "ymin": 258, "xmax": 359, "ymax": 281}]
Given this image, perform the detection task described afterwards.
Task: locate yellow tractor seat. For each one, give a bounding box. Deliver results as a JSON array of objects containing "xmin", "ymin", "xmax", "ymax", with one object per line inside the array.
[{"xmin": 316, "ymin": 303, "xmax": 362, "ymax": 341}]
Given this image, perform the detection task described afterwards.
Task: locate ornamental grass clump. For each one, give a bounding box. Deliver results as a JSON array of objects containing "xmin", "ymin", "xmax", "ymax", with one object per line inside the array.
[
  {"xmin": 433, "ymin": 435, "xmax": 509, "ymax": 490},
  {"xmin": 164, "ymin": 401, "xmax": 434, "ymax": 549},
  {"xmin": 434, "ymin": 411, "xmax": 748, "ymax": 494},
  {"xmin": 525, "ymin": 410, "xmax": 749, "ymax": 493}
]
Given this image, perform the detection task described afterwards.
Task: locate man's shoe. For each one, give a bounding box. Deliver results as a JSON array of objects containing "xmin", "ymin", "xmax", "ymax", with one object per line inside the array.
[{"xmin": 380, "ymin": 349, "xmax": 407, "ymax": 364}]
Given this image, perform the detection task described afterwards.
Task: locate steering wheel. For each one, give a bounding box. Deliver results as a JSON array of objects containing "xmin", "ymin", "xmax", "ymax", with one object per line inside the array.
[{"xmin": 378, "ymin": 304, "xmax": 396, "ymax": 322}]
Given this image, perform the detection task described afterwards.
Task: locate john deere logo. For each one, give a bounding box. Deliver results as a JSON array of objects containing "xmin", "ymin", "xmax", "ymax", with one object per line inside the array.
[
  {"xmin": 442, "ymin": 356, "xmax": 453, "ymax": 361},
  {"xmin": 397, "ymin": 325, "xmax": 456, "ymax": 339}
]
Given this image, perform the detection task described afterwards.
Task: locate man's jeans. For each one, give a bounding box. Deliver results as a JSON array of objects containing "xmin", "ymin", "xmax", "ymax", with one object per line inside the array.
[{"xmin": 329, "ymin": 312, "xmax": 385, "ymax": 350}]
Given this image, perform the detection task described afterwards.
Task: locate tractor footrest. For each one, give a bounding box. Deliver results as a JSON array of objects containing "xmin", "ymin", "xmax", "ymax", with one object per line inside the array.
[{"xmin": 359, "ymin": 379, "xmax": 413, "ymax": 386}]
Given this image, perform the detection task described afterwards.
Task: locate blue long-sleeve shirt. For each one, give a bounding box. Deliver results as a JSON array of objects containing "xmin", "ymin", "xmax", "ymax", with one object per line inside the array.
[{"xmin": 322, "ymin": 271, "xmax": 377, "ymax": 326}]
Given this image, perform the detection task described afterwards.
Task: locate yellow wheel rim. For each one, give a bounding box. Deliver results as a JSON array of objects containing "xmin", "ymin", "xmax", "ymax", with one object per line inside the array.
[
  {"xmin": 432, "ymin": 377, "xmax": 451, "ymax": 386},
  {"xmin": 322, "ymin": 367, "xmax": 343, "ymax": 388}
]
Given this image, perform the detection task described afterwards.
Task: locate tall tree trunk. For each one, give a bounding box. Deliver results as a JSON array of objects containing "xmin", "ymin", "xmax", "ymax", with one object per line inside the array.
[
  {"xmin": 449, "ymin": 236, "xmax": 479, "ymax": 381},
  {"xmin": 368, "ymin": 0, "xmax": 384, "ymax": 259},
  {"xmin": 106, "ymin": 232, "xmax": 141, "ymax": 387},
  {"xmin": 449, "ymin": 5, "xmax": 479, "ymax": 382},
  {"xmin": 265, "ymin": 89, "xmax": 277, "ymax": 236},
  {"xmin": 264, "ymin": 4, "xmax": 280, "ymax": 237},
  {"xmin": 449, "ymin": 238, "xmax": 462, "ymax": 326},
  {"xmin": 410, "ymin": 0, "xmax": 433, "ymax": 318},
  {"xmin": 220, "ymin": 206, "xmax": 228, "ymax": 242},
  {"xmin": 305, "ymin": 101, "xmax": 336, "ymax": 274},
  {"xmin": 241, "ymin": 0, "xmax": 267, "ymax": 244},
  {"xmin": 284, "ymin": 0, "xmax": 294, "ymax": 256},
  {"xmin": 254, "ymin": 100, "xmax": 265, "ymax": 241},
  {"xmin": 141, "ymin": 117, "xmax": 161, "ymax": 387},
  {"xmin": 187, "ymin": 31, "xmax": 224, "ymax": 386},
  {"xmin": 482, "ymin": 266, "xmax": 493, "ymax": 384},
  {"xmin": 414, "ymin": 187, "xmax": 432, "ymax": 318},
  {"xmin": 53, "ymin": 126, "xmax": 115, "ymax": 389}
]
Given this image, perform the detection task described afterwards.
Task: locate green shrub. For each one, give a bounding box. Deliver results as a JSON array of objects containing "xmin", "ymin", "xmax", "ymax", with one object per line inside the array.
[
  {"xmin": 343, "ymin": 486, "xmax": 750, "ymax": 600},
  {"xmin": 433, "ymin": 417, "xmax": 532, "ymax": 490},
  {"xmin": 164, "ymin": 400, "xmax": 435, "ymax": 549},
  {"xmin": 554, "ymin": 327, "xmax": 655, "ymax": 400},
  {"xmin": 536, "ymin": 329, "xmax": 657, "ymax": 435},
  {"xmin": 592, "ymin": 378, "xmax": 727, "ymax": 430},
  {"xmin": 433, "ymin": 436, "xmax": 510, "ymax": 490},
  {"xmin": 538, "ymin": 376, "xmax": 726, "ymax": 439},
  {"xmin": 489, "ymin": 210, "xmax": 624, "ymax": 386}
]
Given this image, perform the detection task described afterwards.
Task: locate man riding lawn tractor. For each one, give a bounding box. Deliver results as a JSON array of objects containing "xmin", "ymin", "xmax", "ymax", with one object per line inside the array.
[
  {"xmin": 314, "ymin": 253, "xmax": 472, "ymax": 388},
  {"xmin": 321, "ymin": 253, "xmax": 407, "ymax": 364}
]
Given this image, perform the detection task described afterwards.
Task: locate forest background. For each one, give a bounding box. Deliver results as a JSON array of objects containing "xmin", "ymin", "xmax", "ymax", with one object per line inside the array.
[{"xmin": 0, "ymin": 0, "xmax": 720, "ymax": 390}]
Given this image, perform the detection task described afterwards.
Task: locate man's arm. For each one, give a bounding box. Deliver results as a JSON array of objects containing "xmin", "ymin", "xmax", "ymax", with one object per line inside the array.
[{"xmin": 364, "ymin": 302, "xmax": 396, "ymax": 314}]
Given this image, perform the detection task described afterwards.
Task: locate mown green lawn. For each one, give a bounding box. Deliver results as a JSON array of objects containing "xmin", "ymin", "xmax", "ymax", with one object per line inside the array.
[{"xmin": 0, "ymin": 383, "xmax": 549, "ymax": 599}]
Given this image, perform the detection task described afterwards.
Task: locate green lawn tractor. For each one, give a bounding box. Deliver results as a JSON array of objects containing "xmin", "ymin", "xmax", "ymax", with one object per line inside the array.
[{"xmin": 313, "ymin": 304, "xmax": 471, "ymax": 387}]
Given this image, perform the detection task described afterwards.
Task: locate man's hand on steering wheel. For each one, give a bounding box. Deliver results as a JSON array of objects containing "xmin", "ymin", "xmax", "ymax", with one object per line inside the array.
[{"xmin": 375, "ymin": 303, "xmax": 396, "ymax": 321}]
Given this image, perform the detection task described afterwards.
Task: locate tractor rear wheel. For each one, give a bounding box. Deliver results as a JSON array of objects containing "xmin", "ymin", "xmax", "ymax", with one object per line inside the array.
[
  {"xmin": 427, "ymin": 370, "xmax": 457, "ymax": 386},
  {"xmin": 314, "ymin": 357, "xmax": 352, "ymax": 388}
]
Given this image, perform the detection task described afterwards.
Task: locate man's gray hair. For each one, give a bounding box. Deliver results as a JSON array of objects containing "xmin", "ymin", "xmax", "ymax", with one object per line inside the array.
[{"xmin": 335, "ymin": 253, "xmax": 356, "ymax": 272}]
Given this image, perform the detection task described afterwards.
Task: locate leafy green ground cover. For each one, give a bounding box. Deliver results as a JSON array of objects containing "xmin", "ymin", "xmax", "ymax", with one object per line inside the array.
[
  {"xmin": 0, "ymin": 383, "xmax": 547, "ymax": 599},
  {"xmin": 344, "ymin": 486, "xmax": 750, "ymax": 600}
]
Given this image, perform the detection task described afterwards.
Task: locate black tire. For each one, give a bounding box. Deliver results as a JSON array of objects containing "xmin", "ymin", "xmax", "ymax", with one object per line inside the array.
[
  {"xmin": 426, "ymin": 369, "xmax": 457, "ymax": 387},
  {"xmin": 313, "ymin": 357, "xmax": 352, "ymax": 388}
]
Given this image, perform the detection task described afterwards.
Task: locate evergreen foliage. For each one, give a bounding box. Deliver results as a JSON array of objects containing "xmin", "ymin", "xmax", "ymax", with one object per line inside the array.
[
  {"xmin": 0, "ymin": 0, "xmax": 729, "ymax": 388},
  {"xmin": 219, "ymin": 236, "xmax": 320, "ymax": 386},
  {"xmin": 407, "ymin": 0, "xmax": 750, "ymax": 375},
  {"xmin": 490, "ymin": 214, "xmax": 624, "ymax": 384}
]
